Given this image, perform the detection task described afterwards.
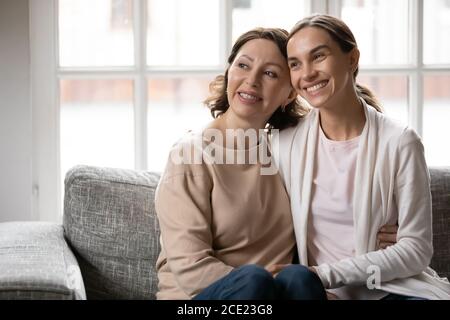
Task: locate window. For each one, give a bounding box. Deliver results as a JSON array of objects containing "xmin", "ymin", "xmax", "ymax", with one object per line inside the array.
[
  {"xmin": 341, "ymin": 0, "xmax": 410, "ymax": 65},
  {"xmin": 57, "ymin": 0, "xmax": 310, "ymax": 182},
  {"xmin": 423, "ymin": 0, "xmax": 450, "ymax": 65},
  {"xmin": 147, "ymin": 0, "xmax": 221, "ymax": 67},
  {"xmin": 357, "ymin": 75, "xmax": 408, "ymax": 126},
  {"xmin": 339, "ymin": 0, "xmax": 450, "ymax": 165},
  {"xmin": 59, "ymin": 0, "xmax": 134, "ymax": 67},
  {"xmin": 31, "ymin": 0, "xmax": 450, "ymax": 220},
  {"xmin": 423, "ymin": 75, "xmax": 450, "ymax": 165},
  {"xmin": 231, "ymin": 0, "xmax": 308, "ymax": 42},
  {"xmin": 60, "ymin": 79, "xmax": 135, "ymax": 178}
]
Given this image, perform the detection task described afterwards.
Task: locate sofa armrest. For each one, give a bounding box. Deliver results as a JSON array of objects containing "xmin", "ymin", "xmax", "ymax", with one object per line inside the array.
[{"xmin": 0, "ymin": 222, "xmax": 86, "ymax": 299}]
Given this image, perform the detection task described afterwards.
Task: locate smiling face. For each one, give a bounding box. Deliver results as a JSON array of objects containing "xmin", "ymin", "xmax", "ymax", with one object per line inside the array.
[
  {"xmin": 287, "ymin": 26, "xmax": 359, "ymax": 110},
  {"xmin": 226, "ymin": 38, "xmax": 294, "ymax": 127}
]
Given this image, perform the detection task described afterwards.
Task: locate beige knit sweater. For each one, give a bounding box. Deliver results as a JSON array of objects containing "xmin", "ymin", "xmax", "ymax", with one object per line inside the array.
[{"xmin": 155, "ymin": 133, "xmax": 295, "ymax": 299}]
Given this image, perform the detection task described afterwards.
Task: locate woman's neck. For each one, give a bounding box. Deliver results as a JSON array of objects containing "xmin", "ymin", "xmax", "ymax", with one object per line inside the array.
[
  {"xmin": 319, "ymin": 93, "xmax": 366, "ymax": 141},
  {"xmin": 207, "ymin": 111, "xmax": 265, "ymax": 150}
]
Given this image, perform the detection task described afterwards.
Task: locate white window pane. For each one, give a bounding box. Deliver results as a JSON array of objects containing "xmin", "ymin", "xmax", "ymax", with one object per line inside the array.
[
  {"xmin": 423, "ymin": 0, "xmax": 450, "ymax": 65},
  {"xmin": 341, "ymin": 0, "xmax": 409, "ymax": 65},
  {"xmin": 232, "ymin": 0, "xmax": 309, "ymax": 42},
  {"xmin": 147, "ymin": 77, "xmax": 213, "ymax": 172},
  {"xmin": 357, "ymin": 75, "xmax": 408, "ymax": 126},
  {"xmin": 423, "ymin": 75, "xmax": 450, "ymax": 166},
  {"xmin": 147, "ymin": 0, "xmax": 220, "ymax": 67},
  {"xmin": 60, "ymin": 79, "xmax": 135, "ymax": 183},
  {"xmin": 59, "ymin": 0, "xmax": 134, "ymax": 67}
]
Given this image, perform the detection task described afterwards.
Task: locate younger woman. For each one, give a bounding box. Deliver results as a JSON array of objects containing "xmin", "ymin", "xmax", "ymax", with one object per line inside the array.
[{"xmin": 275, "ymin": 14, "xmax": 450, "ymax": 299}]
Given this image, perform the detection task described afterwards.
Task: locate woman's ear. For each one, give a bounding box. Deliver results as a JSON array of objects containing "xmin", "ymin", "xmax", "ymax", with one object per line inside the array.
[{"xmin": 349, "ymin": 47, "xmax": 360, "ymax": 72}]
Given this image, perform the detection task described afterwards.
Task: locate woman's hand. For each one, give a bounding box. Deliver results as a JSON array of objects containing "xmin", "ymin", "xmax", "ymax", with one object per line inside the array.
[
  {"xmin": 326, "ymin": 291, "xmax": 339, "ymax": 300},
  {"xmin": 377, "ymin": 224, "xmax": 398, "ymax": 249},
  {"xmin": 266, "ymin": 264, "xmax": 290, "ymax": 277},
  {"xmin": 308, "ymin": 266, "xmax": 318, "ymax": 274}
]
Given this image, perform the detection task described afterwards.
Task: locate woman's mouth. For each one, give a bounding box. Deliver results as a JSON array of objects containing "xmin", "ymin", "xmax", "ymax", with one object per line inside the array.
[
  {"xmin": 238, "ymin": 92, "xmax": 261, "ymax": 103},
  {"xmin": 304, "ymin": 80, "xmax": 329, "ymax": 94}
]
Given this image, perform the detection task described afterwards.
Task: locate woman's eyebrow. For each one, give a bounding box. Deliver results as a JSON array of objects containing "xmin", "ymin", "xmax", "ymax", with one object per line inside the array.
[
  {"xmin": 288, "ymin": 44, "xmax": 331, "ymax": 61},
  {"xmin": 239, "ymin": 54, "xmax": 283, "ymax": 69},
  {"xmin": 266, "ymin": 62, "xmax": 283, "ymax": 69},
  {"xmin": 310, "ymin": 44, "xmax": 331, "ymax": 54},
  {"xmin": 240, "ymin": 54, "xmax": 254, "ymax": 61}
]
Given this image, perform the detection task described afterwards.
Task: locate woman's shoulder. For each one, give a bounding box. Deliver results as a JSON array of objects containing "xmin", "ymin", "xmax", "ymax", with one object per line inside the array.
[
  {"xmin": 279, "ymin": 109, "xmax": 317, "ymax": 141},
  {"xmin": 367, "ymin": 105, "xmax": 422, "ymax": 148},
  {"xmin": 162, "ymin": 131, "xmax": 211, "ymax": 179},
  {"xmin": 170, "ymin": 130, "xmax": 204, "ymax": 151}
]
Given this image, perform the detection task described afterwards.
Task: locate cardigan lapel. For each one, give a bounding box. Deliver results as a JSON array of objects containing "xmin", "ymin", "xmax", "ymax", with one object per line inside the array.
[
  {"xmin": 353, "ymin": 100, "xmax": 378, "ymax": 254},
  {"xmin": 294, "ymin": 109, "xmax": 320, "ymax": 265}
]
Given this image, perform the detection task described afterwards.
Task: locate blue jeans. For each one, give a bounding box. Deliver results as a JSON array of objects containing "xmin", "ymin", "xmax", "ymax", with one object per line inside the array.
[{"xmin": 193, "ymin": 264, "xmax": 327, "ymax": 300}]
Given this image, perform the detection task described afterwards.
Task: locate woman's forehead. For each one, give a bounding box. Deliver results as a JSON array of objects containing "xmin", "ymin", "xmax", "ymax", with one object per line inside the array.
[
  {"xmin": 236, "ymin": 39, "xmax": 287, "ymax": 63},
  {"xmin": 288, "ymin": 27, "xmax": 335, "ymax": 54}
]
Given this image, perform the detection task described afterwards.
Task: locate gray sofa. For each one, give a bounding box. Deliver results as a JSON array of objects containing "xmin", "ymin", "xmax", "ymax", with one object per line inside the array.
[{"xmin": 0, "ymin": 165, "xmax": 449, "ymax": 299}]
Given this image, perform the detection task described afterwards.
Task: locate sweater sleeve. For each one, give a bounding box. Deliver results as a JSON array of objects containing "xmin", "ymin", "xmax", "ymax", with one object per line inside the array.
[
  {"xmin": 315, "ymin": 129, "xmax": 433, "ymax": 288},
  {"xmin": 155, "ymin": 156, "xmax": 233, "ymax": 298}
]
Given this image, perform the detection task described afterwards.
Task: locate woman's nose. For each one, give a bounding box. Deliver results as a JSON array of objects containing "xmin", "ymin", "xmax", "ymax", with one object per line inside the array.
[
  {"xmin": 302, "ymin": 63, "xmax": 318, "ymax": 81},
  {"xmin": 245, "ymin": 71, "xmax": 260, "ymax": 87}
]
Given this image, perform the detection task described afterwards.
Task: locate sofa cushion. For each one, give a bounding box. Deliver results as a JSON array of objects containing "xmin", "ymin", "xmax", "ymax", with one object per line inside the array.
[
  {"xmin": 0, "ymin": 222, "xmax": 85, "ymax": 299},
  {"xmin": 430, "ymin": 167, "xmax": 450, "ymax": 280},
  {"xmin": 63, "ymin": 165, "xmax": 161, "ymax": 299}
]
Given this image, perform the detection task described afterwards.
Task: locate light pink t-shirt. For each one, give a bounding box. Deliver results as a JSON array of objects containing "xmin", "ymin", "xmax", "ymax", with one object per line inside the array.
[{"xmin": 308, "ymin": 126, "xmax": 387, "ymax": 299}]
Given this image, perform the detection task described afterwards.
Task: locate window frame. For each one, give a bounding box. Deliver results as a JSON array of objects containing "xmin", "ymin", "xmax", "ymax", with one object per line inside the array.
[{"xmin": 332, "ymin": 0, "xmax": 450, "ymax": 136}]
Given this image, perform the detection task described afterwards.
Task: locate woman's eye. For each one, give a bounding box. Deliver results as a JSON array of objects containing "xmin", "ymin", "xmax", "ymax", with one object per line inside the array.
[
  {"xmin": 314, "ymin": 53, "xmax": 324, "ymax": 60},
  {"xmin": 238, "ymin": 63, "xmax": 248, "ymax": 69},
  {"xmin": 289, "ymin": 62, "xmax": 299, "ymax": 69},
  {"xmin": 265, "ymin": 71, "xmax": 277, "ymax": 78}
]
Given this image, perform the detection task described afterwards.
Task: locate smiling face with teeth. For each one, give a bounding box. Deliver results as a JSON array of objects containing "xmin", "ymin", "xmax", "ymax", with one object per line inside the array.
[
  {"xmin": 224, "ymin": 38, "xmax": 295, "ymax": 129},
  {"xmin": 287, "ymin": 26, "xmax": 359, "ymax": 111}
]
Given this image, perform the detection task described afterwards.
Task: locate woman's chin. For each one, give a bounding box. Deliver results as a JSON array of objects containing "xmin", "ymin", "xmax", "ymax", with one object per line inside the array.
[{"xmin": 303, "ymin": 95, "xmax": 331, "ymax": 110}]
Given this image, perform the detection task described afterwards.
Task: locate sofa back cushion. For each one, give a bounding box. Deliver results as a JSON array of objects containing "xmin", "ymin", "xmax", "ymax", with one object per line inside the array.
[
  {"xmin": 429, "ymin": 167, "xmax": 450, "ymax": 280},
  {"xmin": 63, "ymin": 165, "xmax": 161, "ymax": 299}
]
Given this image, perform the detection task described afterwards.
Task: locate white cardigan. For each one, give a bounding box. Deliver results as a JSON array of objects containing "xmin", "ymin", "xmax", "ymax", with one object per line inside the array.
[{"xmin": 274, "ymin": 100, "xmax": 450, "ymax": 299}]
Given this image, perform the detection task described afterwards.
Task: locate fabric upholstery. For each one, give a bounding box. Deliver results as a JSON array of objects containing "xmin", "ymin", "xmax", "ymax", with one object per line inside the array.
[
  {"xmin": 0, "ymin": 222, "xmax": 85, "ymax": 300},
  {"xmin": 429, "ymin": 167, "xmax": 450, "ymax": 280},
  {"xmin": 63, "ymin": 165, "xmax": 161, "ymax": 299}
]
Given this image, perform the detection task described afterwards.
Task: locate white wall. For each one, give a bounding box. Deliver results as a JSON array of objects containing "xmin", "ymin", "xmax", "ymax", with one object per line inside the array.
[{"xmin": 0, "ymin": 0, "xmax": 32, "ymax": 222}]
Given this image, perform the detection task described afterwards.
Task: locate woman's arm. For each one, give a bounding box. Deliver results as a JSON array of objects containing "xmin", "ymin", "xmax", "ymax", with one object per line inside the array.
[
  {"xmin": 156, "ymin": 160, "xmax": 233, "ymax": 298},
  {"xmin": 314, "ymin": 129, "xmax": 433, "ymax": 289}
]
